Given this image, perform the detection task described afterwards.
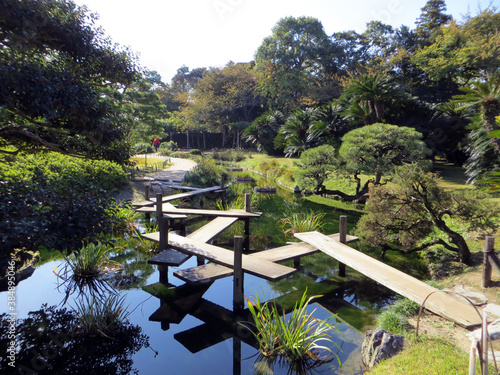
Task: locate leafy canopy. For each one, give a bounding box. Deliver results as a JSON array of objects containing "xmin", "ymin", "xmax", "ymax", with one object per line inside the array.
[{"xmin": 0, "ymin": 0, "xmax": 139, "ymax": 163}]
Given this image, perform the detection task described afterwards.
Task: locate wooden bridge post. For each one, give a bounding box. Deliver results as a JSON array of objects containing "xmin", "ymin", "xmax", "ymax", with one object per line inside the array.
[
  {"xmin": 243, "ymin": 194, "xmax": 251, "ymax": 252},
  {"xmin": 156, "ymin": 193, "xmax": 163, "ymax": 222},
  {"xmin": 158, "ymin": 215, "xmax": 170, "ymax": 284},
  {"xmin": 233, "ymin": 236, "xmax": 244, "ymax": 312},
  {"xmin": 339, "ymin": 215, "xmax": 347, "ymax": 277},
  {"xmin": 482, "ymin": 236, "xmax": 495, "ymax": 288},
  {"xmin": 144, "ymin": 183, "xmax": 151, "ymax": 220},
  {"xmin": 220, "ymin": 175, "xmax": 225, "ymax": 190}
]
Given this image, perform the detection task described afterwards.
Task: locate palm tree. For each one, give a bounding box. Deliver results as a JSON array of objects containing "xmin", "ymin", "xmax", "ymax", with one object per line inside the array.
[
  {"xmin": 281, "ymin": 108, "xmax": 317, "ymax": 157},
  {"xmin": 307, "ymin": 101, "xmax": 348, "ymax": 147},
  {"xmin": 343, "ymin": 72, "xmax": 403, "ymax": 124},
  {"xmin": 453, "ymin": 78, "xmax": 500, "ymax": 151}
]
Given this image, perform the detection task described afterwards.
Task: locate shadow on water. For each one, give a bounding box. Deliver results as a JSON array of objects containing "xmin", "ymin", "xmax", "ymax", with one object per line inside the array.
[{"xmin": 1, "ymin": 182, "xmax": 405, "ymax": 374}]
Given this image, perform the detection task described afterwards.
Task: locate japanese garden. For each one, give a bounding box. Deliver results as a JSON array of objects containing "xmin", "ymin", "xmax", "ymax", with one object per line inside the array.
[{"xmin": 1, "ymin": 0, "xmax": 500, "ymax": 374}]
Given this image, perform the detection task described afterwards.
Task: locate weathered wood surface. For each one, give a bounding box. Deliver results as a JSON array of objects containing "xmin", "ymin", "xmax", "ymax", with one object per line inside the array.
[
  {"xmin": 174, "ymin": 233, "xmax": 359, "ymax": 284},
  {"xmin": 133, "ymin": 186, "xmax": 222, "ymax": 207},
  {"xmin": 188, "ymin": 217, "xmax": 239, "ymax": 243},
  {"xmin": 136, "ymin": 205, "xmax": 261, "ymax": 218},
  {"xmin": 167, "ymin": 232, "xmax": 295, "ymax": 281},
  {"xmin": 295, "ymin": 231, "xmax": 482, "ymax": 328}
]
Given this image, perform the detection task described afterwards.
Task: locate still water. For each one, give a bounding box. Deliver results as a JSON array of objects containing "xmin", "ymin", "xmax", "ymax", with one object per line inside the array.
[{"xmin": 0, "ymin": 188, "xmax": 397, "ymax": 374}]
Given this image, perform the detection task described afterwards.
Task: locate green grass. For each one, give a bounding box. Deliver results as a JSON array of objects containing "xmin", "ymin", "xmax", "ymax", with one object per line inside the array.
[{"xmin": 369, "ymin": 337, "xmax": 492, "ymax": 375}]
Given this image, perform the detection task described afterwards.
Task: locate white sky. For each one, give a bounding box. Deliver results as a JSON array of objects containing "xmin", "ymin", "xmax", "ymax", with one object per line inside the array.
[{"xmin": 72, "ymin": 0, "xmax": 498, "ymax": 83}]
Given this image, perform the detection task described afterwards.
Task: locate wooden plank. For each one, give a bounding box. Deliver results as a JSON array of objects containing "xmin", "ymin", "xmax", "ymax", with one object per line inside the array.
[
  {"xmin": 175, "ymin": 263, "xmax": 233, "ymax": 284},
  {"xmin": 133, "ymin": 186, "xmax": 222, "ymax": 207},
  {"xmin": 168, "ymin": 232, "xmax": 295, "ymax": 281},
  {"xmin": 188, "ymin": 217, "xmax": 239, "ymax": 243},
  {"xmin": 294, "ymin": 231, "xmax": 482, "ymax": 328},
  {"xmin": 174, "ymin": 233, "xmax": 358, "ymax": 284},
  {"xmin": 148, "ymin": 249, "xmax": 190, "ymax": 267},
  {"xmin": 161, "ymin": 207, "xmax": 262, "ymax": 218}
]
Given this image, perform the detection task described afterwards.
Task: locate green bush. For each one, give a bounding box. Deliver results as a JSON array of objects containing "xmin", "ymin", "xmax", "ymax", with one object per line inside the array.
[
  {"xmin": 189, "ymin": 149, "xmax": 202, "ymax": 156},
  {"xmin": 0, "ymin": 153, "xmax": 128, "ymax": 255},
  {"xmin": 211, "ymin": 149, "xmax": 246, "ymax": 162},
  {"xmin": 132, "ymin": 143, "xmax": 153, "ymax": 154},
  {"xmin": 377, "ymin": 298, "xmax": 420, "ymax": 334},
  {"xmin": 184, "ymin": 158, "xmax": 225, "ymax": 187}
]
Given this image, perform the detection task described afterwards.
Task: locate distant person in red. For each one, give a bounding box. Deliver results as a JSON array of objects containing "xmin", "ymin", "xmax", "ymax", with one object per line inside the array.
[{"xmin": 152, "ymin": 138, "xmax": 160, "ymax": 152}]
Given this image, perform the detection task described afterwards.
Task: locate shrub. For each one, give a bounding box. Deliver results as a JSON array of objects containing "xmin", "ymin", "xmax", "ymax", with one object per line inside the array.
[
  {"xmin": 0, "ymin": 153, "xmax": 128, "ymax": 255},
  {"xmin": 377, "ymin": 298, "xmax": 419, "ymax": 334},
  {"xmin": 211, "ymin": 149, "xmax": 246, "ymax": 162},
  {"xmin": 189, "ymin": 149, "xmax": 202, "ymax": 156},
  {"xmin": 132, "ymin": 143, "xmax": 153, "ymax": 154},
  {"xmin": 64, "ymin": 242, "xmax": 117, "ymax": 277},
  {"xmin": 184, "ymin": 158, "xmax": 225, "ymax": 187}
]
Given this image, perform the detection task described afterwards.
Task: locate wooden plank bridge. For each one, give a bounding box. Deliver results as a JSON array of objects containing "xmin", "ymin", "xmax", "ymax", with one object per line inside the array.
[
  {"xmin": 137, "ymin": 183, "xmax": 484, "ymax": 330},
  {"xmin": 295, "ymin": 231, "xmax": 483, "ymax": 328}
]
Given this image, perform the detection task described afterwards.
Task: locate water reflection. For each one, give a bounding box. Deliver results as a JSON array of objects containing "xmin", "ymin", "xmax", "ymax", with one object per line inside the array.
[{"xmin": 0, "ymin": 304, "xmax": 150, "ymax": 375}]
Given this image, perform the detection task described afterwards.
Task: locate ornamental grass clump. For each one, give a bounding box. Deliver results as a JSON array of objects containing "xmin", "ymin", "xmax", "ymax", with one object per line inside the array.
[{"xmin": 243, "ymin": 291, "xmax": 341, "ymax": 371}]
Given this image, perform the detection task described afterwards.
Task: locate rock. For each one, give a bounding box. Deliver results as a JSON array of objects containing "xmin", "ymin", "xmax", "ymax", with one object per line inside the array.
[
  {"xmin": 453, "ymin": 285, "xmax": 489, "ymax": 306},
  {"xmin": 294, "ymin": 185, "xmax": 301, "ymax": 194},
  {"xmin": 361, "ymin": 329, "xmax": 404, "ymax": 369},
  {"xmin": 484, "ymin": 304, "xmax": 500, "ymax": 319},
  {"xmin": 302, "ymin": 189, "xmax": 313, "ymax": 195}
]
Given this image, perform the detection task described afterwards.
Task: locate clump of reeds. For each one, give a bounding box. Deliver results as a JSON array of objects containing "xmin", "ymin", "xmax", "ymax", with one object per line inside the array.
[
  {"xmin": 74, "ymin": 294, "xmax": 130, "ymax": 335},
  {"xmin": 279, "ymin": 211, "xmax": 326, "ymax": 239},
  {"xmin": 243, "ymin": 290, "xmax": 341, "ymax": 371},
  {"xmin": 65, "ymin": 242, "xmax": 117, "ymax": 277}
]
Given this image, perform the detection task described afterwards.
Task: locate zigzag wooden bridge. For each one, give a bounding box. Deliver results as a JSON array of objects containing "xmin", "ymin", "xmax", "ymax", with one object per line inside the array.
[{"xmin": 135, "ymin": 182, "xmax": 483, "ymax": 332}]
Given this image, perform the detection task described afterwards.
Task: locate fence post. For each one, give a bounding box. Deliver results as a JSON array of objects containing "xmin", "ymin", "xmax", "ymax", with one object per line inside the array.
[
  {"xmin": 482, "ymin": 236, "xmax": 495, "ymax": 288},
  {"xmin": 339, "ymin": 215, "xmax": 347, "ymax": 278},
  {"xmin": 243, "ymin": 194, "xmax": 251, "ymax": 252},
  {"xmin": 233, "ymin": 236, "xmax": 244, "ymax": 312}
]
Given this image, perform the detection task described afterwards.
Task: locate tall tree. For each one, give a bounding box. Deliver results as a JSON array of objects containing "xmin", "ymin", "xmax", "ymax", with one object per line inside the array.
[
  {"xmin": 255, "ymin": 16, "xmax": 338, "ymax": 113},
  {"xmin": 189, "ymin": 62, "xmax": 263, "ymax": 147},
  {"xmin": 415, "ymin": 0, "xmax": 452, "ymax": 46},
  {"xmin": 0, "ymin": 0, "xmax": 139, "ymax": 163},
  {"xmin": 281, "ymin": 108, "xmax": 318, "ymax": 157}
]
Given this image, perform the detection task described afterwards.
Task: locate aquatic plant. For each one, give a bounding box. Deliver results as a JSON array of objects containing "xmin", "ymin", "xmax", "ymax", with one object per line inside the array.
[
  {"xmin": 243, "ymin": 290, "xmax": 341, "ymax": 370},
  {"xmin": 279, "ymin": 211, "xmax": 326, "ymax": 239},
  {"xmin": 65, "ymin": 242, "xmax": 119, "ymax": 277},
  {"xmin": 74, "ymin": 294, "xmax": 130, "ymax": 335}
]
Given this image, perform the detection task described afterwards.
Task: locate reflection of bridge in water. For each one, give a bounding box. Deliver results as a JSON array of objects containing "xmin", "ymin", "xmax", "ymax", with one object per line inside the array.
[{"xmin": 135, "ymin": 183, "xmax": 482, "ymax": 371}]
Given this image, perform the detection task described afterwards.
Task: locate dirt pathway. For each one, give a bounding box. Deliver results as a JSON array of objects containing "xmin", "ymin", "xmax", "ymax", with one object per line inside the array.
[{"xmin": 114, "ymin": 155, "xmax": 197, "ymax": 202}]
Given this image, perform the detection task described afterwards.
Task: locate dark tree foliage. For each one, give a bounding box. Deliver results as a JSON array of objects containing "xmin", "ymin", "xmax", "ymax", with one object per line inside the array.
[
  {"xmin": 0, "ymin": 305, "xmax": 149, "ymax": 375},
  {"xmin": 0, "ymin": 0, "xmax": 140, "ymax": 163},
  {"xmin": 415, "ymin": 0, "xmax": 452, "ymax": 46},
  {"xmin": 356, "ymin": 164, "xmax": 498, "ymax": 264}
]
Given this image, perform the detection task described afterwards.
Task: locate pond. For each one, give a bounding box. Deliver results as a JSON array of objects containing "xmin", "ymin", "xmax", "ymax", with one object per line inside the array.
[{"xmin": 0, "ymin": 185, "xmax": 398, "ymax": 374}]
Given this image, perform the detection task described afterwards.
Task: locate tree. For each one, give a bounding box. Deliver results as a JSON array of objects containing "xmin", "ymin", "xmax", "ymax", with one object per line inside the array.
[
  {"xmin": 307, "ymin": 101, "xmax": 348, "ymax": 147},
  {"xmin": 412, "ymin": 10, "xmax": 500, "ymax": 83},
  {"xmin": 281, "ymin": 108, "xmax": 318, "ymax": 157},
  {"xmin": 243, "ymin": 110, "xmax": 285, "ymax": 155},
  {"xmin": 189, "ymin": 62, "xmax": 263, "ymax": 147},
  {"xmin": 317, "ymin": 123, "xmax": 431, "ymax": 201},
  {"xmin": 0, "ymin": 0, "xmax": 139, "ymax": 163},
  {"xmin": 356, "ymin": 164, "xmax": 498, "ymax": 264},
  {"xmin": 415, "ymin": 0, "xmax": 452, "ymax": 46},
  {"xmin": 254, "ymin": 16, "xmax": 338, "ymax": 113},
  {"xmin": 296, "ymin": 145, "xmax": 336, "ymax": 193},
  {"xmin": 341, "ymin": 72, "xmax": 405, "ymax": 124}
]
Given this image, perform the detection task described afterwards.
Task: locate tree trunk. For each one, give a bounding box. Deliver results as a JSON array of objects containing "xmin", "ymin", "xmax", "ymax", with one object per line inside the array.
[{"xmin": 317, "ymin": 180, "xmax": 371, "ymax": 202}]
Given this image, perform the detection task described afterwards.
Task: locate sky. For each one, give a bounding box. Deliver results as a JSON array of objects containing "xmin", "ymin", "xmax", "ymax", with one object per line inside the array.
[{"xmin": 71, "ymin": 0, "xmax": 498, "ymax": 83}]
